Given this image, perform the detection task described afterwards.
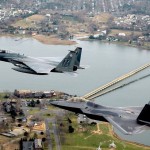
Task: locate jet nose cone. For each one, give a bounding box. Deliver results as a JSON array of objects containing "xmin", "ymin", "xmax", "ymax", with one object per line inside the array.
[
  {"xmin": 50, "ymin": 100, "xmax": 63, "ymax": 106},
  {"xmin": 49, "ymin": 100, "xmax": 58, "ymax": 106}
]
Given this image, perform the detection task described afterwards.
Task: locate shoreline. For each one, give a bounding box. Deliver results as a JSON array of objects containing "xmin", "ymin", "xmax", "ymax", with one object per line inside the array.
[
  {"xmin": 112, "ymin": 130, "xmax": 150, "ymax": 149},
  {"xmin": 0, "ymin": 33, "xmax": 149, "ymax": 51},
  {"xmin": 105, "ymin": 123, "xmax": 150, "ymax": 149},
  {"xmin": 0, "ymin": 33, "xmax": 77, "ymax": 45},
  {"xmin": 79, "ymin": 37, "xmax": 150, "ymax": 50},
  {"xmin": 33, "ymin": 34, "xmax": 77, "ymax": 45}
]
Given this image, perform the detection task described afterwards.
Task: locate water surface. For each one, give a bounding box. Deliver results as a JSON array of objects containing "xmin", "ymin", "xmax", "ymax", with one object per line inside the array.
[{"xmin": 0, "ymin": 37, "xmax": 150, "ymax": 146}]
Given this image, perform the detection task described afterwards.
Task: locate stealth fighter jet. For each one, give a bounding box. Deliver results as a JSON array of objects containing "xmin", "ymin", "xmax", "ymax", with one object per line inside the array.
[
  {"xmin": 0, "ymin": 47, "xmax": 83, "ymax": 75},
  {"xmin": 50, "ymin": 99, "xmax": 150, "ymax": 134}
]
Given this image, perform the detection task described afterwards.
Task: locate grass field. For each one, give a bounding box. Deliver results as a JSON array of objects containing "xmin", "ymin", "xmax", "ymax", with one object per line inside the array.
[
  {"xmin": 0, "ymin": 96, "xmax": 150, "ymax": 150},
  {"xmin": 0, "ymin": 93, "xmax": 5, "ymax": 100},
  {"xmin": 55, "ymin": 114, "xmax": 150, "ymax": 150},
  {"xmin": 92, "ymin": 13, "xmax": 113, "ymax": 23},
  {"xmin": 109, "ymin": 29, "xmax": 142, "ymax": 36},
  {"xmin": 12, "ymin": 14, "xmax": 45, "ymax": 28}
]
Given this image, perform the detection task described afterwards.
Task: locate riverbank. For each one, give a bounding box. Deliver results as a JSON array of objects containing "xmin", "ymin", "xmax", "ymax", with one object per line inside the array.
[
  {"xmin": 61, "ymin": 114, "xmax": 150, "ymax": 150},
  {"xmin": 33, "ymin": 34, "xmax": 150, "ymax": 50},
  {"xmin": 0, "ymin": 33, "xmax": 149, "ymax": 50},
  {"xmin": 0, "ymin": 33, "xmax": 77, "ymax": 45},
  {"xmin": 33, "ymin": 34, "xmax": 77, "ymax": 45},
  {"xmin": 79, "ymin": 37, "xmax": 150, "ymax": 50}
]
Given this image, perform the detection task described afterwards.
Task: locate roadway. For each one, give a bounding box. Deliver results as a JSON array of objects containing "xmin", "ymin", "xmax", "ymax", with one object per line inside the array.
[
  {"xmin": 52, "ymin": 118, "xmax": 61, "ymax": 150},
  {"xmin": 21, "ymin": 102, "xmax": 63, "ymax": 150},
  {"xmin": 45, "ymin": 118, "xmax": 53, "ymax": 150}
]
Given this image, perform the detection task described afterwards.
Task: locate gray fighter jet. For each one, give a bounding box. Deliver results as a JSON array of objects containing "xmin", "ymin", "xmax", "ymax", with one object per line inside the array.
[
  {"xmin": 0, "ymin": 47, "xmax": 83, "ymax": 75},
  {"xmin": 50, "ymin": 100, "xmax": 150, "ymax": 134}
]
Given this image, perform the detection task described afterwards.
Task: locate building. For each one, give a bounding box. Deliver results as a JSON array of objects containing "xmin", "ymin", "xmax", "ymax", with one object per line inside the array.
[
  {"xmin": 32, "ymin": 121, "xmax": 46, "ymax": 133},
  {"xmin": 14, "ymin": 89, "xmax": 55, "ymax": 98},
  {"xmin": 34, "ymin": 139, "xmax": 42, "ymax": 150},
  {"xmin": 77, "ymin": 114, "xmax": 97, "ymax": 125},
  {"xmin": 22, "ymin": 141, "xmax": 34, "ymax": 150},
  {"xmin": 21, "ymin": 139, "xmax": 43, "ymax": 150},
  {"xmin": 14, "ymin": 89, "xmax": 32, "ymax": 98}
]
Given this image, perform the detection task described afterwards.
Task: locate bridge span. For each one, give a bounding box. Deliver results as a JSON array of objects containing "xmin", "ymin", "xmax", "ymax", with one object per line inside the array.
[{"xmin": 82, "ymin": 63, "xmax": 150, "ymax": 100}]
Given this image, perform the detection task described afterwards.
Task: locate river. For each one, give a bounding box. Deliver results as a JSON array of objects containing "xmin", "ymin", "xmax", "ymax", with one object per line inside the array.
[{"xmin": 0, "ymin": 37, "xmax": 150, "ymax": 146}]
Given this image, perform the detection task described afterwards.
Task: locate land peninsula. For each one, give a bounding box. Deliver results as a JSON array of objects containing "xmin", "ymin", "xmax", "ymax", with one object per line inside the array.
[{"xmin": 1, "ymin": 13, "xmax": 149, "ymax": 49}]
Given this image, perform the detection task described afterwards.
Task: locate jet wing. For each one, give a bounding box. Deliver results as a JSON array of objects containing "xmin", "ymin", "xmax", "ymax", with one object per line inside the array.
[
  {"xmin": 104, "ymin": 106, "xmax": 149, "ymax": 134},
  {"xmin": 105, "ymin": 116, "xmax": 149, "ymax": 135},
  {"xmin": 82, "ymin": 106, "xmax": 149, "ymax": 135},
  {"xmin": 23, "ymin": 61, "xmax": 54, "ymax": 74},
  {"xmin": 3, "ymin": 56, "xmax": 52, "ymax": 74}
]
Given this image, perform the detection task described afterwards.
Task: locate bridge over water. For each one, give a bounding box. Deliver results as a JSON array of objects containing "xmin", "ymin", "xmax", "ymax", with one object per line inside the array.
[{"xmin": 82, "ymin": 63, "xmax": 150, "ymax": 100}]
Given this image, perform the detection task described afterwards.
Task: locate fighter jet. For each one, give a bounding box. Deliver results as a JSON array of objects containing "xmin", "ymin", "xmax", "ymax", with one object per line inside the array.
[
  {"xmin": 0, "ymin": 47, "xmax": 84, "ymax": 75},
  {"xmin": 50, "ymin": 99, "xmax": 150, "ymax": 134}
]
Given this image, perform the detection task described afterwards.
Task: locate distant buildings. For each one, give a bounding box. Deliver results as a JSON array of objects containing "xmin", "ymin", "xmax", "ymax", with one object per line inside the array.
[
  {"xmin": 22, "ymin": 141, "xmax": 34, "ymax": 150},
  {"xmin": 21, "ymin": 139, "xmax": 43, "ymax": 150},
  {"xmin": 32, "ymin": 122, "xmax": 46, "ymax": 133},
  {"xmin": 0, "ymin": 8, "xmax": 34, "ymax": 23},
  {"xmin": 34, "ymin": 139, "xmax": 42, "ymax": 150},
  {"xmin": 14, "ymin": 89, "xmax": 56, "ymax": 98},
  {"xmin": 114, "ymin": 14, "xmax": 150, "ymax": 31},
  {"xmin": 77, "ymin": 114, "xmax": 97, "ymax": 125}
]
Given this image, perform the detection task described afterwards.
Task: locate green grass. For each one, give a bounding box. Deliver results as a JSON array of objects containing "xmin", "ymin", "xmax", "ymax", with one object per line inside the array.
[
  {"xmin": 109, "ymin": 29, "xmax": 142, "ymax": 36},
  {"xmin": 99, "ymin": 124, "xmax": 109, "ymax": 134},
  {"xmin": 62, "ymin": 16, "xmax": 79, "ymax": 23},
  {"xmin": 61, "ymin": 128, "xmax": 150, "ymax": 150},
  {"xmin": 28, "ymin": 107, "xmax": 40, "ymax": 114},
  {"xmin": 12, "ymin": 19, "xmax": 36, "ymax": 28},
  {"xmin": 55, "ymin": 114, "xmax": 150, "ymax": 150},
  {"xmin": 0, "ymin": 92, "xmax": 6, "ymax": 100}
]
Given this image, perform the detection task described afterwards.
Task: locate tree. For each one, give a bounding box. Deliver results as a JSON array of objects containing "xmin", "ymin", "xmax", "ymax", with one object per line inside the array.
[
  {"xmin": 36, "ymin": 99, "xmax": 40, "ymax": 104},
  {"xmin": 68, "ymin": 125, "xmax": 74, "ymax": 133},
  {"xmin": 89, "ymin": 35, "xmax": 95, "ymax": 39},
  {"xmin": 10, "ymin": 105, "xmax": 17, "ymax": 120},
  {"xmin": 42, "ymin": 137, "xmax": 46, "ymax": 142},
  {"xmin": 18, "ymin": 124, "xmax": 22, "ymax": 127},
  {"xmin": 29, "ymin": 100, "xmax": 35, "ymax": 107},
  {"xmin": 88, "ymin": 23, "xmax": 98, "ymax": 34},
  {"xmin": 33, "ymin": 132, "xmax": 38, "ymax": 139},
  {"xmin": 68, "ymin": 118, "xmax": 72, "ymax": 124},
  {"xmin": 19, "ymin": 110, "xmax": 24, "ymax": 116},
  {"xmin": 24, "ymin": 131, "xmax": 29, "ymax": 137}
]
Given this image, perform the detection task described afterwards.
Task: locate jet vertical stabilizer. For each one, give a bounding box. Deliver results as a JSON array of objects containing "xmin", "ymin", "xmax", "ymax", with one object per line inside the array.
[
  {"xmin": 137, "ymin": 102, "xmax": 150, "ymax": 125},
  {"xmin": 51, "ymin": 47, "xmax": 82, "ymax": 73},
  {"xmin": 74, "ymin": 47, "xmax": 84, "ymax": 69}
]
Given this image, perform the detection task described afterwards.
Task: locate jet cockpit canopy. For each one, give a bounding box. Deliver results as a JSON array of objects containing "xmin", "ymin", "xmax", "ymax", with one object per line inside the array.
[{"xmin": 0, "ymin": 50, "xmax": 12, "ymax": 53}]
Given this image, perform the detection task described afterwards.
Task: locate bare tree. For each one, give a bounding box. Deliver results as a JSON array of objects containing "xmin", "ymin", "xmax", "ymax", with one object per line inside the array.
[{"xmin": 88, "ymin": 23, "xmax": 98, "ymax": 34}]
